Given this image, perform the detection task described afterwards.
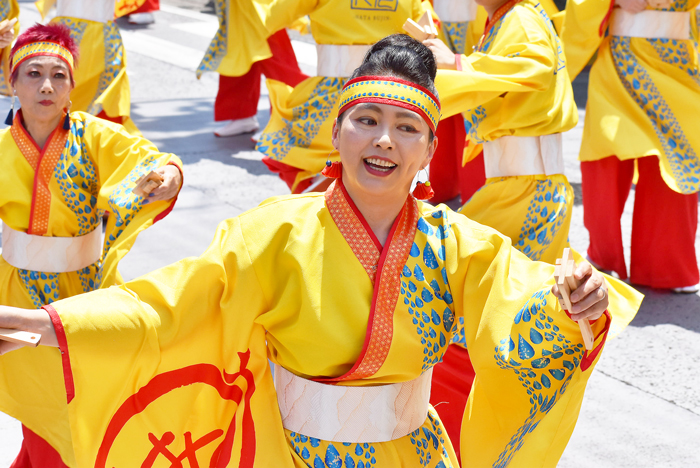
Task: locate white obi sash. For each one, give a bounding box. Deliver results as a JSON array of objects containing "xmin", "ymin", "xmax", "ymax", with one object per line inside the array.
[
  {"xmin": 1, "ymin": 222, "xmax": 102, "ymax": 273},
  {"xmin": 610, "ymin": 10, "xmax": 691, "ymax": 40},
  {"xmin": 433, "ymin": 0, "xmax": 478, "ymax": 22},
  {"xmin": 56, "ymin": 0, "xmax": 116, "ymax": 23},
  {"xmin": 483, "ymin": 134, "xmax": 564, "ymax": 178},
  {"xmin": 316, "ymin": 44, "xmax": 371, "ymax": 77},
  {"xmin": 274, "ymin": 365, "xmax": 432, "ymax": 443}
]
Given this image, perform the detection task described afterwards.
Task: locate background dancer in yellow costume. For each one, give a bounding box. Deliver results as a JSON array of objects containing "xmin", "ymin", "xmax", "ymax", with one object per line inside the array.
[
  {"xmin": 196, "ymin": 0, "xmax": 309, "ymax": 139},
  {"xmin": 423, "ymin": 0, "xmax": 643, "ymax": 453},
  {"xmin": 0, "ymin": 35, "xmax": 631, "ymax": 468},
  {"xmin": 430, "ymin": 0, "xmax": 575, "ymax": 265},
  {"xmin": 0, "ymin": 23, "xmax": 182, "ymax": 468},
  {"xmin": 35, "ymin": 0, "xmax": 138, "ymax": 132},
  {"xmin": 253, "ymin": 0, "xmax": 434, "ymax": 193},
  {"xmin": 427, "ymin": 0, "xmax": 561, "ymax": 205},
  {"xmin": 561, "ymin": 0, "xmax": 700, "ymax": 293}
]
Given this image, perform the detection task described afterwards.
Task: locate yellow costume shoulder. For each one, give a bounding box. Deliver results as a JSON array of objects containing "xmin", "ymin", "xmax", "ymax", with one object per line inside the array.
[{"xmin": 436, "ymin": 0, "xmax": 576, "ymax": 148}]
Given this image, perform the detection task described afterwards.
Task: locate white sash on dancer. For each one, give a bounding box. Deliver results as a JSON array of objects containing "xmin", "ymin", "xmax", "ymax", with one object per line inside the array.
[
  {"xmin": 316, "ymin": 45, "xmax": 371, "ymax": 78},
  {"xmin": 433, "ymin": 0, "xmax": 478, "ymax": 22},
  {"xmin": 1, "ymin": 222, "xmax": 103, "ymax": 273},
  {"xmin": 610, "ymin": 10, "xmax": 691, "ymax": 40},
  {"xmin": 483, "ymin": 134, "xmax": 564, "ymax": 178},
  {"xmin": 274, "ymin": 364, "xmax": 432, "ymax": 443},
  {"xmin": 55, "ymin": 0, "xmax": 115, "ymax": 23}
]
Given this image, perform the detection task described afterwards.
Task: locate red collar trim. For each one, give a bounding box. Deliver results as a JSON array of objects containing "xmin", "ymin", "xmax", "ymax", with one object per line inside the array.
[{"xmin": 320, "ymin": 180, "xmax": 419, "ymax": 381}]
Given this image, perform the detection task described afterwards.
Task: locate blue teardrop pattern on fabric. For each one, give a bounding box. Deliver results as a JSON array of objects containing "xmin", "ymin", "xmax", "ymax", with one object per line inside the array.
[
  {"xmin": 402, "ymin": 210, "xmax": 456, "ymax": 371},
  {"xmin": 106, "ymin": 151, "xmax": 160, "ymax": 254},
  {"xmin": 513, "ymin": 179, "xmax": 570, "ymax": 262},
  {"xmin": 256, "ymin": 78, "xmax": 346, "ymax": 162},
  {"xmin": 492, "ymin": 288, "xmax": 586, "ymax": 467},
  {"xmin": 442, "ymin": 21, "xmax": 468, "ymax": 55},
  {"xmin": 408, "ymin": 408, "xmax": 455, "ymax": 467},
  {"xmin": 611, "ymin": 36, "xmax": 700, "ymax": 194},
  {"xmin": 18, "ymin": 270, "xmax": 60, "ymax": 307},
  {"xmin": 195, "ymin": 0, "xmax": 227, "ymax": 77},
  {"xmin": 288, "ymin": 432, "xmax": 377, "ymax": 468}
]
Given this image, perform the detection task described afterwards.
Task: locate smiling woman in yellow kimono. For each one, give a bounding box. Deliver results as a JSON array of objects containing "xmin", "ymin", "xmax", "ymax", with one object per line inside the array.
[
  {"xmin": 252, "ymin": 0, "xmax": 433, "ymax": 193},
  {"xmin": 0, "ymin": 23, "xmax": 182, "ymax": 468},
  {"xmin": 0, "ymin": 35, "xmax": 622, "ymax": 468}
]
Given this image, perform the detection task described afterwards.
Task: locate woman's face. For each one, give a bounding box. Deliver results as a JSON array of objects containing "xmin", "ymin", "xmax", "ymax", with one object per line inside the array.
[
  {"xmin": 13, "ymin": 55, "xmax": 73, "ymax": 125},
  {"xmin": 333, "ymin": 102, "xmax": 437, "ymax": 200}
]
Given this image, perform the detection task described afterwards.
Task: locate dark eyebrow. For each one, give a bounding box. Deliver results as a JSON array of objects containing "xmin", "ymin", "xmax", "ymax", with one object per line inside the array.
[
  {"xmin": 354, "ymin": 103, "xmax": 383, "ymax": 113},
  {"xmin": 395, "ymin": 110, "xmax": 422, "ymax": 122}
]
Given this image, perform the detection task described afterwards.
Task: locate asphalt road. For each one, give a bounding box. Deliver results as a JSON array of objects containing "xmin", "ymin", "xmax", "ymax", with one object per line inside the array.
[{"xmin": 0, "ymin": 1, "xmax": 699, "ymax": 466}]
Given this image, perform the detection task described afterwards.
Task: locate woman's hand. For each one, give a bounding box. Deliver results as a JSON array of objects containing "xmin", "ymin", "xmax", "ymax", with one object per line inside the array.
[
  {"xmin": 0, "ymin": 29, "xmax": 12, "ymax": 48},
  {"xmin": 423, "ymin": 38, "xmax": 458, "ymax": 70},
  {"xmin": 0, "ymin": 18, "xmax": 16, "ymax": 49},
  {"xmin": 552, "ymin": 261, "xmax": 609, "ymax": 322},
  {"xmin": 145, "ymin": 164, "xmax": 182, "ymax": 203},
  {"xmin": 615, "ymin": 0, "xmax": 647, "ymax": 13},
  {"xmin": 0, "ymin": 307, "xmax": 58, "ymax": 355}
]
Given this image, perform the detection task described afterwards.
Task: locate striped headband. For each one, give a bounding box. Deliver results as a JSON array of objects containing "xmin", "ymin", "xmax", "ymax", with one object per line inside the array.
[
  {"xmin": 337, "ymin": 76, "xmax": 441, "ymax": 132},
  {"xmin": 11, "ymin": 41, "xmax": 75, "ymax": 74}
]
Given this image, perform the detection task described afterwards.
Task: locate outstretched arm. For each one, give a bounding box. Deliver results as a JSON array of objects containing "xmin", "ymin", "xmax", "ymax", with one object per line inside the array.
[{"xmin": 0, "ymin": 306, "xmax": 58, "ymax": 355}]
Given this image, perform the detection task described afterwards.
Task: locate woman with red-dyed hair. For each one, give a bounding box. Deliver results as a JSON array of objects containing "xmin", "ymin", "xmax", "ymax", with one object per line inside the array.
[
  {"xmin": 35, "ymin": 0, "xmax": 137, "ymax": 130},
  {"xmin": 0, "ymin": 23, "xmax": 182, "ymax": 468}
]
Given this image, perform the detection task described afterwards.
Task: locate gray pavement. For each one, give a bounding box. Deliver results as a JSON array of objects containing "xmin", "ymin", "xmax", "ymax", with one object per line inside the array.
[{"xmin": 1, "ymin": 1, "xmax": 699, "ymax": 466}]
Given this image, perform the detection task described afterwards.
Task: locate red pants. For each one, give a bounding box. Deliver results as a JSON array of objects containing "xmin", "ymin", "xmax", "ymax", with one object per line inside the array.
[
  {"xmin": 581, "ymin": 155, "xmax": 699, "ymax": 288},
  {"xmin": 10, "ymin": 425, "xmax": 69, "ymax": 468},
  {"xmin": 458, "ymin": 152, "xmax": 486, "ymax": 205},
  {"xmin": 215, "ymin": 29, "xmax": 308, "ymax": 122},
  {"xmin": 428, "ymin": 115, "xmax": 485, "ymax": 205},
  {"xmin": 429, "ymin": 345, "xmax": 476, "ymax": 463},
  {"xmin": 132, "ymin": 0, "xmax": 159, "ymax": 13},
  {"xmin": 261, "ymin": 158, "xmax": 314, "ymax": 193}
]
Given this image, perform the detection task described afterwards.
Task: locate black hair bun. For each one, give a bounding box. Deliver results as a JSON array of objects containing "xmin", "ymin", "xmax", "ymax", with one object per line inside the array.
[{"xmin": 351, "ymin": 34, "xmax": 439, "ymax": 97}]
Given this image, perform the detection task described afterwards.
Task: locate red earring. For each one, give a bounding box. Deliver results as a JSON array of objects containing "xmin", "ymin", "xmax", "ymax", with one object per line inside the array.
[
  {"xmin": 321, "ymin": 150, "xmax": 342, "ymax": 178},
  {"xmin": 412, "ymin": 170, "xmax": 434, "ymax": 200}
]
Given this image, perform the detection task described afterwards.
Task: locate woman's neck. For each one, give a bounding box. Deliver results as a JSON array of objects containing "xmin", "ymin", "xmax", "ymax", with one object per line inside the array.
[
  {"xmin": 483, "ymin": 0, "xmax": 514, "ymax": 19},
  {"xmin": 343, "ymin": 182, "xmax": 406, "ymax": 247},
  {"xmin": 22, "ymin": 113, "xmax": 62, "ymax": 150}
]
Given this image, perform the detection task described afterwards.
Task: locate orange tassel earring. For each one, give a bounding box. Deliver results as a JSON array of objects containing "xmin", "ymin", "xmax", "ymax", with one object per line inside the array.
[
  {"xmin": 321, "ymin": 151, "xmax": 342, "ymax": 178},
  {"xmin": 412, "ymin": 170, "xmax": 434, "ymax": 200}
]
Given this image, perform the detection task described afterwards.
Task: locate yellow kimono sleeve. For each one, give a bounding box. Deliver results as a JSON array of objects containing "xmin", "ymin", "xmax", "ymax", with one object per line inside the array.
[
  {"xmin": 559, "ymin": 0, "xmax": 611, "ymax": 80},
  {"xmin": 45, "ymin": 218, "xmax": 290, "ymax": 467},
  {"xmin": 435, "ymin": 11, "xmax": 557, "ymax": 119},
  {"xmin": 197, "ymin": 0, "xmax": 317, "ymax": 78},
  {"xmin": 445, "ymin": 216, "xmax": 610, "ymax": 467},
  {"xmin": 79, "ymin": 112, "xmax": 182, "ymax": 286},
  {"xmin": 34, "ymin": 0, "xmax": 53, "ymax": 19}
]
